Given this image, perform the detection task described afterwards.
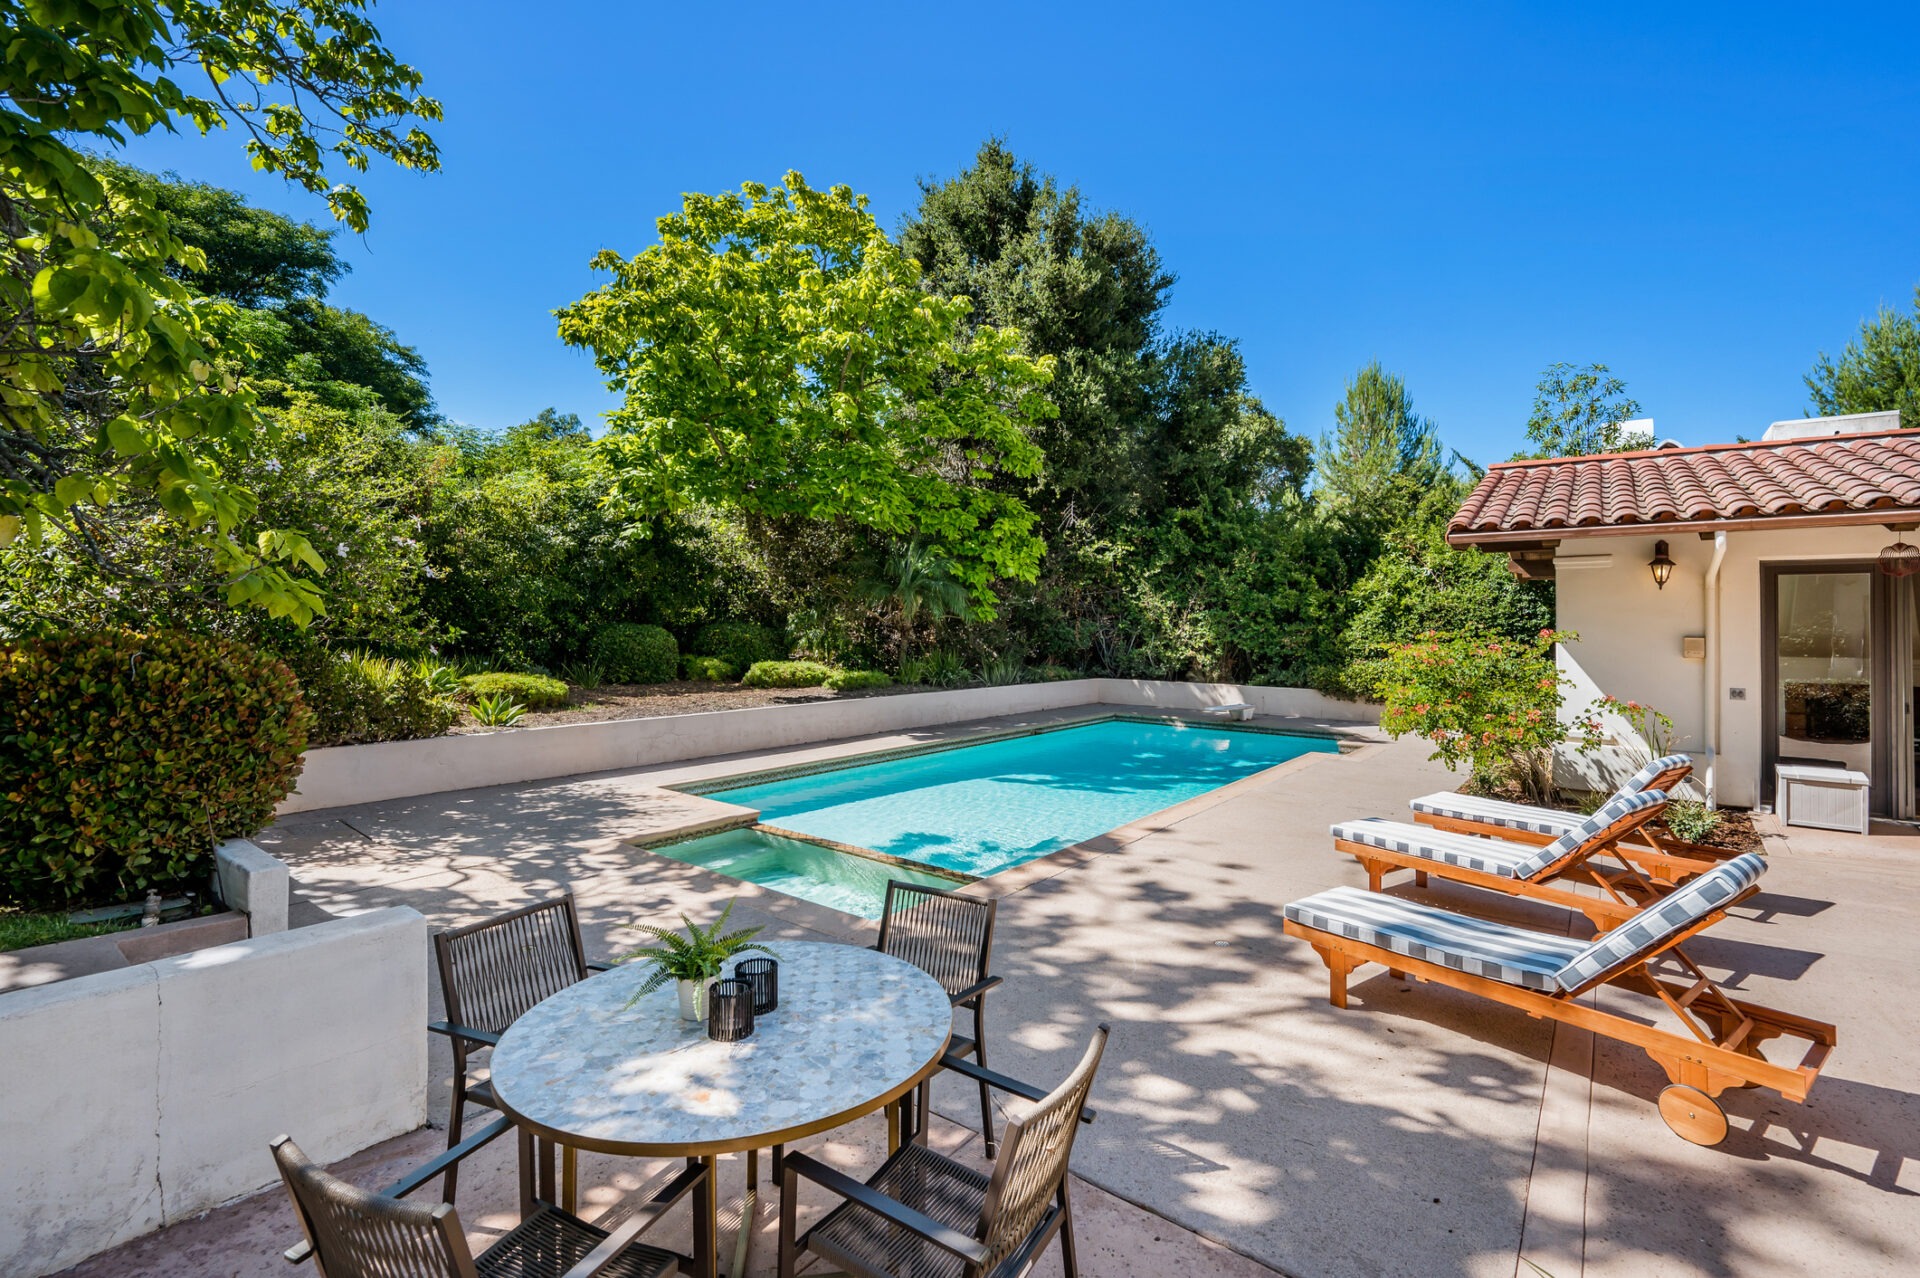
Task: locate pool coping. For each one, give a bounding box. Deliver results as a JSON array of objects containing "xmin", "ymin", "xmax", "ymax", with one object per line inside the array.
[{"xmin": 627, "ymin": 712, "xmax": 1365, "ymax": 914}]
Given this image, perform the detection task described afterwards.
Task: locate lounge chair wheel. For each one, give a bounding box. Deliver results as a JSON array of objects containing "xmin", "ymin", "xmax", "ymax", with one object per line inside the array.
[{"xmin": 1658, "ymin": 1084, "xmax": 1728, "ymax": 1146}]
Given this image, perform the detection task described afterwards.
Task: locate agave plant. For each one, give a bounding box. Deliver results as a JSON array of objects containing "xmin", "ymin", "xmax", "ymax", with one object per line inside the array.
[
  {"xmin": 620, "ymin": 899, "xmax": 774, "ymax": 1013},
  {"xmin": 469, "ymin": 692, "xmax": 526, "ymax": 727},
  {"xmin": 412, "ymin": 657, "xmax": 461, "ymax": 699}
]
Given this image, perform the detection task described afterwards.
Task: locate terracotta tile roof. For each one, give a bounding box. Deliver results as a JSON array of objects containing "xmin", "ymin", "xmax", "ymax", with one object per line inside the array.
[{"xmin": 1448, "ymin": 429, "xmax": 1920, "ymax": 544}]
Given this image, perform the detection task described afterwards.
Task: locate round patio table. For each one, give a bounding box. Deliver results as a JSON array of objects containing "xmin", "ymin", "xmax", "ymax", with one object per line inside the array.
[{"xmin": 488, "ymin": 940, "xmax": 953, "ymax": 1278}]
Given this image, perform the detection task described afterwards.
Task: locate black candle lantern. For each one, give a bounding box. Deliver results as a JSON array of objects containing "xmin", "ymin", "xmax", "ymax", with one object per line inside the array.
[
  {"xmin": 707, "ymin": 978, "xmax": 755, "ymax": 1043},
  {"xmin": 735, "ymin": 957, "xmax": 779, "ymax": 1014}
]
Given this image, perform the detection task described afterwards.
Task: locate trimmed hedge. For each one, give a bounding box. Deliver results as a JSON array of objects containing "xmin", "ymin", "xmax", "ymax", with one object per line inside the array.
[
  {"xmin": 0, "ymin": 632, "xmax": 313, "ymax": 908},
  {"xmin": 459, "ymin": 671, "xmax": 570, "ymax": 710},
  {"xmin": 590, "ymin": 623, "xmax": 678, "ymax": 684},
  {"xmin": 682, "ymin": 656, "xmax": 739, "ymax": 683},
  {"xmin": 693, "ymin": 621, "xmax": 782, "ymax": 670},
  {"xmin": 823, "ymin": 669, "xmax": 892, "ymax": 691},
  {"xmin": 742, "ymin": 660, "xmax": 835, "ymax": 689}
]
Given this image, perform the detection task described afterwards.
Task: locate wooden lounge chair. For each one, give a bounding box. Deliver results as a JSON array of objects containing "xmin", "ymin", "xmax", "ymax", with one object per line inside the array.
[
  {"xmin": 1333, "ymin": 790, "xmax": 1672, "ymax": 930},
  {"xmin": 1407, "ymin": 753, "xmax": 1731, "ymax": 886},
  {"xmin": 1283, "ymin": 852, "xmax": 1836, "ymax": 1145}
]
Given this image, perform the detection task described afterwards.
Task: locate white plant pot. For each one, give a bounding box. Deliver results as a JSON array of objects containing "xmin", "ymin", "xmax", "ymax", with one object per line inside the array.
[{"xmin": 677, "ymin": 978, "xmax": 707, "ymax": 1022}]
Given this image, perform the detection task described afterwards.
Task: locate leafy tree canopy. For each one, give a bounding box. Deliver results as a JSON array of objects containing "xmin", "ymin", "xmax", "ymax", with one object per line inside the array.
[
  {"xmin": 1316, "ymin": 360, "xmax": 1443, "ymax": 519},
  {"xmin": 1520, "ymin": 361, "xmax": 1641, "ymax": 459},
  {"xmin": 556, "ymin": 172, "xmax": 1056, "ymax": 617},
  {"xmin": 1806, "ymin": 284, "xmax": 1920, "ymax": 429},
  {"xmin": 1, "ymin": 0, "xmax": 440, "ymax": 622}
]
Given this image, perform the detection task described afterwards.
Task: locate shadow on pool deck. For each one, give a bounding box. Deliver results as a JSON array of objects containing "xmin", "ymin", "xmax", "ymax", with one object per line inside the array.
[{"xmin": 68, "ymin": 718, "xmax": 1920, "ymax": 1278}]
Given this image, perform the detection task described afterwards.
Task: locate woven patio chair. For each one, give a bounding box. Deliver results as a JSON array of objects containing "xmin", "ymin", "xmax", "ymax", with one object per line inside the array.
[
  {"xmin": 431, "ymin": 893, "xmax": 611, "ymax": 1203},
  {"xmin": 271, "ymin": 1121, "xmax": 709, "ymax": 1278},
  {"xmin": 777, "ymin": 1025, "xmax": 1109, "ymax": 1278},
  {"xmin": 875, "ymin": 880, "xmax": 1004, "ymax": 1155}
]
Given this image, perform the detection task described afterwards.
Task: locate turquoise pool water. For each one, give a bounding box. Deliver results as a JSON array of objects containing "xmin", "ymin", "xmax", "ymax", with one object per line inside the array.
[
  {"xmin": 707, "ymin": 718, "xmax": 1335, "ymax": 880},
  {"xmin": 649, "ymin": 828, "xmax": 961, "ymax": 919}
]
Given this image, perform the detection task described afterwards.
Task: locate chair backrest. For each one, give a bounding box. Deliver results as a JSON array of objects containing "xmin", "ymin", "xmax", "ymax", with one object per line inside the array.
[
  {"xmin": 272, "ymin": 1135, "xmax": 477, "ymax": 1278},
  {"xmin": 1511, "ymin": 789, "xmax": 1669, "ymax": 879},
  {"xmin": 976, "ymin": 1025, "xmax": 1109, "ymax": 1274},
  {"xmin": 1615, "ymin": 753, "xmax": 1693, "ymax": 802},
  {"xmin": 435, "ymin": 894, "xmax": 590, "ymax": 1038},
  {"xmin": 875, "ymin": 880, "xmax": 995, "ymax": 999},
  {"xmin": 1552, "ymin": 851, "xmax": 1767, "ymax": 993}
]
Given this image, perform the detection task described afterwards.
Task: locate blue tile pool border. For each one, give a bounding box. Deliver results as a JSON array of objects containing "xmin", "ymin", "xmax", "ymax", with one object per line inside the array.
[{"xmin": 665, "ymin": 711, "xmax": 1348, "ymax": 801}]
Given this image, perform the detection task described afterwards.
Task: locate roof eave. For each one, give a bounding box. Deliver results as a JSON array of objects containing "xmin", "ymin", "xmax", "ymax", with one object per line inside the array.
[{"xmin": 1447, "ymin": 505, "xmax": 1920, "ymax": 550}]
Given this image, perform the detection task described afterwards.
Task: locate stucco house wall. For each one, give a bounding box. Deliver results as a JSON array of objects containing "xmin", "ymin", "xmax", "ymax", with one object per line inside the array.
[{"xmin": 1553, "ymin": 524, "xmax": 1896, "ymax": 808}]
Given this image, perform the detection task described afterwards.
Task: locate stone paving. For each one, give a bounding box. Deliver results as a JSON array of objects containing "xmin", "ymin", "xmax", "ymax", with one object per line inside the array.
[{"xmin": 63, "ymin": 709, "xmax": 1920, "ymax": 1277}]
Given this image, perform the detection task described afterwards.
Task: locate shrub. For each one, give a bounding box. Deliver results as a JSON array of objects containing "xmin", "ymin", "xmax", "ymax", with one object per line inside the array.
[
  {"xmin": 469, "ymin": 692, "xmax": 527, "ymax": 728},
  {"xmin": 459, "ymin": 671, "xmax": 569, "ymax": 710},
  {"xmin": 0, "ymin": 632, "xmax": 314, "ymax": 908},
  {"xmin": 824, "ymin": 668, "xmax": 892, "ymax": 691},
  {"xmin": 1663, "ymin": 800, "xmax": 1723, "ymax": 845},
  {"xmin": 977, "ymin": 655, "xmax": 1027, "ymax": 686},
  {"xmin": 558, "ymin": 658, "xmax": 606, "ymax": 689},
  {"xmin": 590, "ymin": 623, "xmax": 679, "ymax": 684},
  {"xmin": 742, "ymin": 660, "xmax": 834, "ymax": 688},
  {"xmin": 899, "ymin": 649, "xmax": 965, "ymax": 687},
  {"xmin": 290, "ymin": 649, "xmax": 459, "ymax": 747},
  {"xmin": 693, "ymin": 621, "xmax": 783, "ymax": 670},
  {"xmin": 1377, "ymin": 629, "xmax": 1600, "ymax": 806},
  {"xmin": 682, "ymin": 656, "xmax": 739, "ymax": 682}
]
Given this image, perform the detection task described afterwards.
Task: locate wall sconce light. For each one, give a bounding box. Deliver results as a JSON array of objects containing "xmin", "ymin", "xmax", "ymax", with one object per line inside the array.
[{"xmin": 1648, "ymin": 540, "xmax": 1675, "ymax": 590}]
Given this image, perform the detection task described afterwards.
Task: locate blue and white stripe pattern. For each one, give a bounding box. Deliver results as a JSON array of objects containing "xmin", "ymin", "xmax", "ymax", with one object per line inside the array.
[
  {"xmin": 1409, "ymin": 752, "xmax": 1693, "ymax": 833},
  {"xmin": 1551, "ymin": 852, "xmax": 1766, "ymax": 992},
  {"xmin": 1511, "ymin": 790, "xmax": 1667, "ymax": 879},
  {"xmin": 1330, "ymin": 819, "xmax": 1545, "ymax": 877},
  {"xmin": 1284, "ymin": 886, "xmax": 1589, "ymax": 990}
]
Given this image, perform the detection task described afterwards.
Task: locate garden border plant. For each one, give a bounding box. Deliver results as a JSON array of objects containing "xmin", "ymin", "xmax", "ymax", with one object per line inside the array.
[{"xmin": 0, "ymin": 632, "xmax": 313, "ymax": 908}]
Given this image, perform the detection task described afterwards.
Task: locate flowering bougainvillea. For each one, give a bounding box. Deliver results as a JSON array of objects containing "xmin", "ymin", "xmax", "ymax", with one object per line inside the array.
[{"xmin": 1377, "ymin": 628, "xmax": 1601, "ymax": 803}]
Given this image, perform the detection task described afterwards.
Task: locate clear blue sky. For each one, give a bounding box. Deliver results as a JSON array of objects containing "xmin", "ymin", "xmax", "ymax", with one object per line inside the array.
[{"xmin": 118, "ymin": 1, "xmax": 1920, "ymax": 462}]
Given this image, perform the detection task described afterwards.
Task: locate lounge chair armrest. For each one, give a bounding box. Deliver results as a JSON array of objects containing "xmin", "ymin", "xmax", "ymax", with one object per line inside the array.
[
  {"xmin": 782, "ymin": 1152, "xmax": 990, "ymax": 1266},
  {"xmin": 585, "ymin": 961, "xmax": 616, "ymax": 973},
  {"xmin": 284, "ymin": 1116, "xmax": 516, "ymax": 1265},
  {"xmin": 948, "ymin": 975, "xmax": 1003, "ymax": 1006},
  {"xmin": 559, "ymin": 1163, "xmax": 708, "ymax": 1278},
  {"xmin": 939, "ymin": 1053, "xmax": 1096, "ymax": 1123},
  {"xmin": 426, "ymin": 1020, "xmax": 501, "ymax": 1047}
]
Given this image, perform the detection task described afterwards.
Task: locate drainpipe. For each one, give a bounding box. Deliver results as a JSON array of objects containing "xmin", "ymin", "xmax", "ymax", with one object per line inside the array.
[{"xmin": 1703, "ymin": 531, "xmax": 1728, "ymax": 807}]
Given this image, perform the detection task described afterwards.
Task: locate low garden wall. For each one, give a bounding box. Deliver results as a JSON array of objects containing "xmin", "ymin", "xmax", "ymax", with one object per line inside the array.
[
  {"xmin": 0, "ymin": 907, "xmax": 427, "ymax": 1277},
  {"xmin": 282, "ymin": 678, "xmax": 1377, "ymax": 814}
]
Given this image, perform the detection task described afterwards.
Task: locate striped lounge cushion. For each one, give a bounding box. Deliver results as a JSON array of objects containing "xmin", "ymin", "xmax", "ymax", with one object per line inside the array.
[
  {"xmin": 1330, "ymin": 819, "xmax": 1545, "ymax": 878},
  {"xmin": 1408, "ymin": 792, "xmax": 1577, "ymax": 837},
  {"xmin": 1509, "ymin": 790, "xmax": 1667, "ymax": 879},
  {"xmin": 1283, "ymin": 887, "xmax": 1588, "ymax": 991},
  {"xmin": 1409, "ymin": 752, "xmax": 1693, "ymax": 834},
  {"xmin": 1552, "ymin": 852, "xmax": 1766, "ymax": 991}
]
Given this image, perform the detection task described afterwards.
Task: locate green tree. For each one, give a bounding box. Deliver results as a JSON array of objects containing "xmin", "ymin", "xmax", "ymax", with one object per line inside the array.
[
  {"xmin": 1315, "ymin": 361, "xmax": 1443, "ymax": 517},
  {"xmin": 1806, "ymin": 285, "xmax": 1920, "ymax": 429},
  {"xmin": 901, "ymin": 140, "xmax": 1170, "ymax": 526},
  {"xmin": 556, "ymin": 172, "xmax": 1055, "ymax": 616},
  {"xmin": 1, "ymin": 0, "xmax": 440, "ymax": 621},
  {"xmin": 1520, "ymin": 362, "xmax": 1641, "ymax": 459},
  {"xmin": 96, "ymin": 161, "xmax": 438, "ymax": 430}
]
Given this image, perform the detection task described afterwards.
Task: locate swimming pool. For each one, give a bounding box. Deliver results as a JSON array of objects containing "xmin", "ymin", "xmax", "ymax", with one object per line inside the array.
[
  {"xmin": 648, "ymin": 827, "xmax": 963, "ymax": 919},
  {"xmin": 659, "ymin": 719, "xmax": 1336, "ymax": 912}
]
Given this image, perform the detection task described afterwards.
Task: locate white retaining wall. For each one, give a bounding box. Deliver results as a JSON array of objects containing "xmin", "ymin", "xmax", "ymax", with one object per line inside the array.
[
  {"xmin": 282, "ymin": 678, "xmax": 1376, "ymax": 814},
  {"xmin": 0, "ymin": 908, "xmax": 428, "ymax": 1277}
]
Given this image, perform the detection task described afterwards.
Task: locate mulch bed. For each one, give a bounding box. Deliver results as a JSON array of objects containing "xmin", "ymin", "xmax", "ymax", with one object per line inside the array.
[{"xmin": 447, "ymin": 679, "xmax": 921, "ymax": 734}]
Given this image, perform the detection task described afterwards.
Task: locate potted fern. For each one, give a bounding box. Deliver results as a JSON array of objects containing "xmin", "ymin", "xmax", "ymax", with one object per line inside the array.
[{"xmin": 621, "ymin": 900, "xmax": 775, "ymax": 1021}]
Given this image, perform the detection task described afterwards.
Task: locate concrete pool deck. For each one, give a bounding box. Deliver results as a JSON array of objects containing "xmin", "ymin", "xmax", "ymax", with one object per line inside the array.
[{"xmin": 66, "ymin": 707, "xmax": 1920, "ymax": 1277}]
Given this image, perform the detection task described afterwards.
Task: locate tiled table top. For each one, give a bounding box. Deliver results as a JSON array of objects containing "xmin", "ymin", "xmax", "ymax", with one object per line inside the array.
[{"xmin": 490, "ymin": 940, "xmax": 952, "ymax": 1153}]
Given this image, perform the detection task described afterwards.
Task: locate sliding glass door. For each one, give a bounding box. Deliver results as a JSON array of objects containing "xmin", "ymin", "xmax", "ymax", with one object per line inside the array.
[{"xmin": 1765, "ymin": 565, "xmax": 1919, "ymax": 816}]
